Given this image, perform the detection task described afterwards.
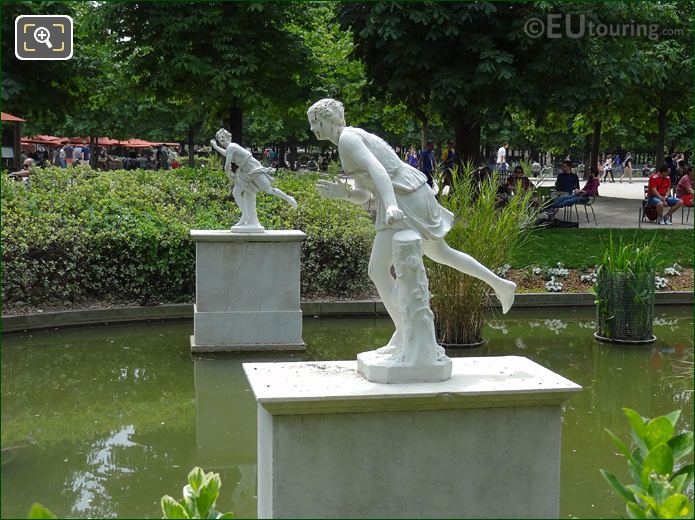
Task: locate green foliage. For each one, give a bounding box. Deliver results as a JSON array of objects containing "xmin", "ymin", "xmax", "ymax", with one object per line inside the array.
[
  {"xmin": 1, "ymin": 167, "xmax": 374, "ymax": 308},
  {"xmin": 601, "ymin": 408, "xmax": 694, "ymax": 519},
  {"xmin": 427, "ymin": 165, "xmax": 540, "ymax": 344},
  {"xmin": 599, "ymin": 234, "xmax": 659, "ymax": 276},
  {"xmin": 161, "ymin": 467, "xmax": 233, "ymax": 519},
  {"xmin": 26, "ymin": 468, "xmax": 233, "ymax": 519},
  {"xmin": 26, "ymin": 503, "xmax": 57, "ymax": 519}
]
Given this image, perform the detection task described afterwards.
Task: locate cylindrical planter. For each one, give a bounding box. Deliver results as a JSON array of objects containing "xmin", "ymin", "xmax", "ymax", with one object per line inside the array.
[{"xmin": 594, "ymin": 270, "xmax": 656, "ymax": 344}]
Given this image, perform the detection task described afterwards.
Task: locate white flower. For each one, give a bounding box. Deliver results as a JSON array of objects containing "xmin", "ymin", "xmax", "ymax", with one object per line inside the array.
[
  {"xmin": 580, "ymin": 272, "xmax": 597, "ymax": 284},
  {"xmin": 664, "ymin": 266, "xmax": 681, "ymax": 277},
  {"xmin": 496, "ymin": 263, "xmax": 511, "ymax": 278},
  {"xmin": 545, "ymin": 276, "xmax": 564, "ymax": 292},
  {"xmin": 548, "ymin": 266, "xmax": 569, "ymax": 278},
  {"xmin": 533, "ymin": 266, "xmax": 542, "ymax": 275},
  {"xmin": 655, "ymin": 276, "xmax": 669, "ymax": 290}
]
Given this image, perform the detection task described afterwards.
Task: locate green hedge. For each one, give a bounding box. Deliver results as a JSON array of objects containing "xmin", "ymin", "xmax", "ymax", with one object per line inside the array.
[{"xmin": 1, "ymin": 167, "xmax": 375, "ymax": 307}]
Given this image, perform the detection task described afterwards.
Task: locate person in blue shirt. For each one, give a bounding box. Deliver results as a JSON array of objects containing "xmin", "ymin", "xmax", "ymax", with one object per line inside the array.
[
  {"xmin": 419, "ymin": 141, "xmax": 435, "ymax": 187},
  {"xmin": 554, "ymin": 160, "xmax": 580, "ymax": 196}
]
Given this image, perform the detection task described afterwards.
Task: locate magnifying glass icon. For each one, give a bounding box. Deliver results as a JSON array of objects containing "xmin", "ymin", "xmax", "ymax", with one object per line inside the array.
[{"xmin": 33, "ymin": 26, "xmax": 53, "ymax": 49}]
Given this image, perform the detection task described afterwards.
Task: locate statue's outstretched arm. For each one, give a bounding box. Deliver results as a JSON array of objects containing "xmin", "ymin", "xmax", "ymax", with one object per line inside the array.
[{"xmin": 210, "ymin": 141, "xmax": 226, "ymax": 156}]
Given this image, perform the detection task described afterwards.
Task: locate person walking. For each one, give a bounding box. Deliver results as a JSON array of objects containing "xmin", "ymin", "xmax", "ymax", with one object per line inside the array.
[
  {"xmin": 496, "ymin": 142, "xmax": 509, "ymax": 173},
  {"xmin": 419, "ymin": 141, "xmax": 436, "ymax": 188},
  {"xmin": 602, "ymin": 155, "xmax": 614, "ymax": 183},
  {"xmin": 620, "ymin": 153, "xmax": 633, "ymax": 183}
]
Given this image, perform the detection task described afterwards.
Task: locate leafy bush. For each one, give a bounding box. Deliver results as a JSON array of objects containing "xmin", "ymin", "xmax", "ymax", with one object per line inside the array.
[
  {"xmin": 27, "ymin": 467, "xmax": 233, "ymax": 519},
  {"xmin": 601, "ymin": 408, "xmax": 693, "ymax": 519},
  {"xmin": 161, "ymin": 467, "xmax": 233, "ymax": 519},
  {"xmin": 2, "ymin": 167, "xmax": 374, "ymax": 307}
]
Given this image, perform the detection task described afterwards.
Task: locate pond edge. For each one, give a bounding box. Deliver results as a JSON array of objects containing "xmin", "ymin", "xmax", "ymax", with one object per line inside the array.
[{"xmin": 2, "ymin": 291, "xmax": 692, "ymax": 333}]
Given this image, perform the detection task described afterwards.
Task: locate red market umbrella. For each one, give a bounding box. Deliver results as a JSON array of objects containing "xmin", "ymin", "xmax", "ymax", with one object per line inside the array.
[
  {"xmin": 120, "ymin": 138, "xmax": 155, "ymax": 148},
  {"xmin": 95, "ymin": 137, "xmax": 121, "ymax": 147},
  {"xmin": 22, "ymin": 135, "xmax": 67, "ymax": 145},
  {"xmin": 1, "ymin": 112, "xmax": 25, "ymax": 122}
]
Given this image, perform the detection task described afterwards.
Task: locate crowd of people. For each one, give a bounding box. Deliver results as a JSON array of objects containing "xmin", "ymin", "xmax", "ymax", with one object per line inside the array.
[
  {"xmin": 12, "ymin": 143, "xmax": 181, "ymax": 180},
  {"xmin": 395, "ymin": 140, "xmax": 693, "ymax": 227}
]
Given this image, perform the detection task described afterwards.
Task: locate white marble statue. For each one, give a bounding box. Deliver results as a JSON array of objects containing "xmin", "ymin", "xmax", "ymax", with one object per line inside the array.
[
  {"xmin": 211, "ymin": 129, "xmax": 297, "ymax": 232},
  {"xmin": 307, "ymin": 99, "xmax": 517, "ymax": 382}
]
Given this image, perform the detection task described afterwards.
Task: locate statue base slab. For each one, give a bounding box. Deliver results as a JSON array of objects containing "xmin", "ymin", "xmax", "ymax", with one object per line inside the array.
[
  {"xmin": 357, "ymin": 349, "xmax": 452, "ymax": 383},
  {"xmin": 244, "ymin": 356, "xmax": 581, "ymax": 519},
  {"xmin": 190, "ymin": 229, "xmax": 306, "ymax": 352},
  {"xmin": 231, "ymin": 223, "xmax": 265, "ymax": 233}
]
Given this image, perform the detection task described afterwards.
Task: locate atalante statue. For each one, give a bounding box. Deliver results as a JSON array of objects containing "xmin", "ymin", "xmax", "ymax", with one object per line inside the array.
[{"xmin": 211, "ymin": 129, "xmax": 297, "ymax": 232}]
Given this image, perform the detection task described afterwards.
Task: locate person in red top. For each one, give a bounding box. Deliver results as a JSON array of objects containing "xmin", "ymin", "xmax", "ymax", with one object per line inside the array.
[
  {"xmin": 649, "ymin": 165, "xmax": 683, "ymax": 225},
  {"xmin": 676, "ymin": 166, "xmax": 693, "ymax": 207}
]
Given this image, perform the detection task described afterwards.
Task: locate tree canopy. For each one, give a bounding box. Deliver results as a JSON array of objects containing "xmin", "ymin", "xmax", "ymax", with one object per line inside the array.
[{"xmin": 3, "ymin": 1, "xmax": 692, "ymax": 166}]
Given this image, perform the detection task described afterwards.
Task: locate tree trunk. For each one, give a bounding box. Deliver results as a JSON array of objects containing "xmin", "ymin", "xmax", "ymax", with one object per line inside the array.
[
  {"xmin": 187, "ymin": 125, "xmax": 195, "ymax": 168},
  {"xmin": 454, "ymin": 117, "xmax": 481, "ymax": 171},
  {"xmin": 589, "ymin": 120, "xmax": 601, "ymax": 175},
  {"xmin": 89, "ymin": 131, "xmax": 98, "ymax": 169},
  {"xmin": 582, "ymin": 134, "xmax": 591, "ymax": 179},
  {"xmin": 656, "ymin": 96, "xmax": 666, "ymax": 164},
  {"xmin": 277, "ymin": 142, "xmax": 287, "ymax": 169},
  {"xmin": 226, "ymin": 99, "xmax": 243, "ymax": 146},
  {"xmin": 289, "ymin": 139, "xmax": 298, "ymax": 171}
]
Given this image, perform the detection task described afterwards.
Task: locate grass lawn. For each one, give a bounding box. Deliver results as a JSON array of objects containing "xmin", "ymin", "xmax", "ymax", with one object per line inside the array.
[{"xmin": 509, "ymin": 229, "xmax": 694, "ymax": 269}]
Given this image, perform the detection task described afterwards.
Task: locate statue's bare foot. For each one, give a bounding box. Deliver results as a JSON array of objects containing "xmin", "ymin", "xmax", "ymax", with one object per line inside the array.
[
  {"xmin": 287, "ymin": 195, "xmax": 298, "ymax": 209},
  {"xmin": 376, "ymin": 329, "xmax": 402, "ymax": 356},
  {"xmin": 376, "ymin": 344, "xmax": 401, "ymax": 356},
  {"xmin": 494, "ymin": 279, "xmax": 516, "ymax": 314}
]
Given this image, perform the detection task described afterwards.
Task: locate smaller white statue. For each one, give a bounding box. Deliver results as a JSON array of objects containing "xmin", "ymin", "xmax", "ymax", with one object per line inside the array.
[{"xmin": 211, "ymin": 129, "xmax": 297, "ymax": 232}]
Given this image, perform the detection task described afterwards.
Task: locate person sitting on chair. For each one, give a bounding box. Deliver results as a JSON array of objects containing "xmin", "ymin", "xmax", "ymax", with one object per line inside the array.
[
  {"xmin": 554, "ymin": 160, "xmax": 580, "ymax": 196},
  {"xmin": 676, "ymin": 166, "xmax": 694, "ymax": 208},
  {"xmin": 548, "ymin": 167, "xmax": 600, "ymax": 216},
  {"xmin": 649, "ymin": 164, "xmax": 683, "ymax": 225}
]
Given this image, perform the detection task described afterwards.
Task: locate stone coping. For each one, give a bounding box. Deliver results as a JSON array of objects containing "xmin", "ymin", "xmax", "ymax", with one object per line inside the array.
[
  {"xmin": 243, "ymin": 356, "xmax": 582, "ymax": 415},
  {"xmin": 190, "ymin": 229, "xmax": 306, "ymax": 242},
  {"xmin": 2, "ymin": 291, "xmax": 692, "ymax": 333}
]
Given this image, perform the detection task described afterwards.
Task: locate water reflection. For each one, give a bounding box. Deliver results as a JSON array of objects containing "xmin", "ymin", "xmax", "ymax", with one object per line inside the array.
[{"xmin": 1, "ymin": 309, "xmax": 693, "ymax": 519}]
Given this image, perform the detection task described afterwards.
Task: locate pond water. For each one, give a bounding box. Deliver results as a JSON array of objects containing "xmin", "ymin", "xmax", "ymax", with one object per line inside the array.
[{"xmin": 2, "ymin": 308, "xmax": 693, "ymax": 519}]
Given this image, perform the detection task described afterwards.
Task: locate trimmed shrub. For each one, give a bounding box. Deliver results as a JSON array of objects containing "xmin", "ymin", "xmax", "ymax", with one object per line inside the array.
[{"xmin": 2, "ymin": 167, "xmax": 374, "ymax": 307}]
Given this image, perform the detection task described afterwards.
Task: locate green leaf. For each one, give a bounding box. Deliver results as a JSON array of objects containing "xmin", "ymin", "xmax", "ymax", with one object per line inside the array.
[
  {"xmin": 187, "ymin": 467, "xmax": 205, "ymax": 493},
  {"xmin": 641, "ymin": 444, "xmax": 674, "ymax": 487},
  {"xmin": 670, "ymin": 473, "xmax": 689, "ymax": 494},
  {"xmin": 668, "ymin": 432, "xmax": 693, "ymax": 462},
  {"xmin": 625, "ymin": 408, "xmax": 650, "ymax": 454},
  {"xmin": 644, "ymin": 417, "xmax": 675, "ymax": 450},
  {"xmin": 601, "ymin": 469, "xmax": 636, "ymax": 503},
  {"xmin": 626, "ymin": 501, "xmax": 647, "ymax": 519},
  {"xmin": 195, "ymin": 472, "xmax": 221, "ymax": 517},
  {"xmin": 27, "ymin": 503, "xmax": 57, "ymax": 519},
  {"xmin": 659, "ymin": 494, "xmax": 691, "ymax": 519},
  {"xmin": 664, "ymin": 410, "xmax": 681, "ymax": 429},
  {"xmin": 216, "ymin": 513, "xmax": 234, "ymax": 519},
  {"xmin": 161, "ymin": 496, "xmax": 189, "ymax": 519},
  {"xmin": 634, "ymin": 492, "xmax": 658, "ymax": 511},
  {"xmin": 606, "ymin": 428, "xmax": 633, "ymax": 459}
]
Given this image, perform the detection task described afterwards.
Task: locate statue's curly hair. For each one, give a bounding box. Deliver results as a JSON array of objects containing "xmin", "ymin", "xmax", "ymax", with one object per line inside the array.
[
  {"xmin": 215, "ymin": 128, "xmax": 232, "ymax": 144},
  {"xmin": 307, "ymin": 98, "xmax": 346, "ymax": 127}
]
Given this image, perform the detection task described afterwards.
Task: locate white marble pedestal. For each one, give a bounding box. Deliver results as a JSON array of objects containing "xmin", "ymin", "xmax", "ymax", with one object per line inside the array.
[
  {"xmin": 190, "ymin": 230, "xmax": 306, "ymax": 352},
  {"xmin": 244, "ymin": 356, "xmax": 581, "ymax": 519}
]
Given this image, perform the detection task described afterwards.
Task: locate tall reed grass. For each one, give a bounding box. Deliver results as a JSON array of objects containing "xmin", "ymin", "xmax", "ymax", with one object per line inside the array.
[
  {"xmin": 428, "ymin": 164, "xmax": 542, "ymax": 345},
  {"xmin": 595, "ymin": 234, "xmax": 658, "ymax": 342}
]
